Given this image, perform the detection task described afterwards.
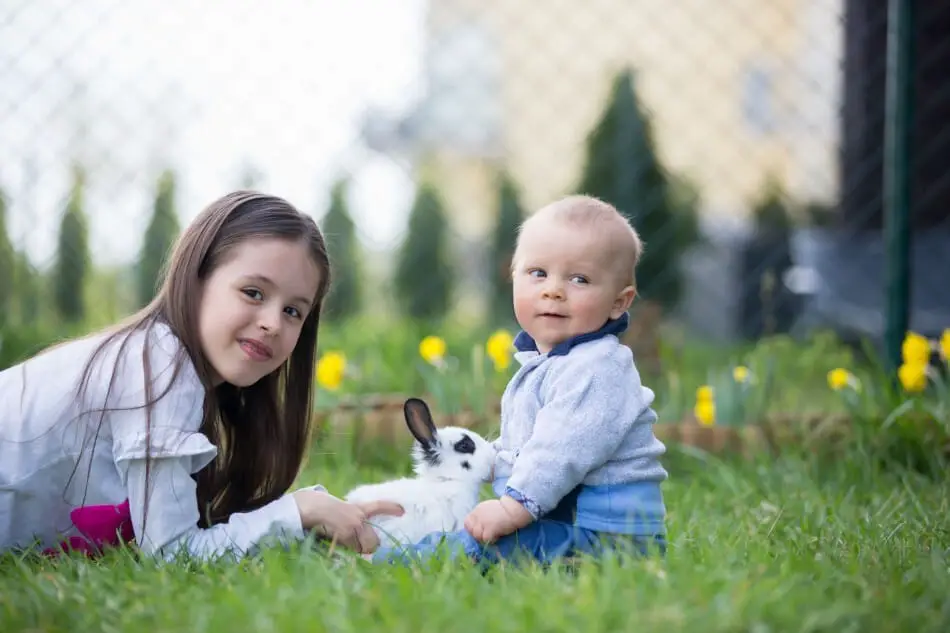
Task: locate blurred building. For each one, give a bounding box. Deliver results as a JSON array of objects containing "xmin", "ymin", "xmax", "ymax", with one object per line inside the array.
[{"xmin": 363, "ymin": 0, "xmax": 842, "ymax": 239}]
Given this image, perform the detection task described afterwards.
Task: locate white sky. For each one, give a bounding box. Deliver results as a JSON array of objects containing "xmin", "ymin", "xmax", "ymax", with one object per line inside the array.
[{"xmin": 0, "ymin": 0, "xmax": 426, "ymax": 268}]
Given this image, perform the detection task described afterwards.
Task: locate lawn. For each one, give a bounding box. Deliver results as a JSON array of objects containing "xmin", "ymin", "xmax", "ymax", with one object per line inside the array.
[
  {"xmin": 2, "ymin": 439, "xmax": 948, "ymax": 632},
  {"xmin": 2, "ymin": 324, "xmax": 948, "ymax": 632}
]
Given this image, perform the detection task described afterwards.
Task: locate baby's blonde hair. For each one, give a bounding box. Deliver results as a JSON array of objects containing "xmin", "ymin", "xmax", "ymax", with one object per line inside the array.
[{"xmin": 515, "ymin": 194, "xmax": 643, "ymax": 288}]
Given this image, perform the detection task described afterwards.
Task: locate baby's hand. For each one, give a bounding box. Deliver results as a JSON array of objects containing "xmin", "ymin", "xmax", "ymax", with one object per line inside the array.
[{"xmin": 464, "ymin": 497, "xmax": 533, "ymax": 543}]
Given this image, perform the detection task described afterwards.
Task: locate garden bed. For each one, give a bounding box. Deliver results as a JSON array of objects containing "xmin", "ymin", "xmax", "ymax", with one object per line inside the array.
[{"xmin": 313, "ymin": 393, "xmax": 864, "ymax": 458}]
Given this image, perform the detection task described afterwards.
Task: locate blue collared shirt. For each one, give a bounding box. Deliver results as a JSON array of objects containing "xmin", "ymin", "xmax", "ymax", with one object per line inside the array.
[{"xmin": 493, "ymin": 312, "xmax": 668, "ymax": 535}]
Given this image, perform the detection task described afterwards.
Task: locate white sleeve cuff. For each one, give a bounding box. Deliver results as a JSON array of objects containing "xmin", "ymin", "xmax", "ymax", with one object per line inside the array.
[{"xmin": 120, "ymin": 455, "xmax": 305, "ymax": 561}]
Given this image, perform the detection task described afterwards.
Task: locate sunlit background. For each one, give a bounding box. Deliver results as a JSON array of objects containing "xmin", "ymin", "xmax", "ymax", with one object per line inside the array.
[
  {"xmin": 1, "ymin": 0, "xmax": 947, "ymax": 411},
  {"xmin": 4, "ymin": 4, "xmax": 950, "ymax": 625}
]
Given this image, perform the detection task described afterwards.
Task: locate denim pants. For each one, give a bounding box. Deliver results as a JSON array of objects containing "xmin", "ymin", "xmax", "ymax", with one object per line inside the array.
[{"xmin": 371, "ymin": 519, "xmax": 667, "ymax": 568}]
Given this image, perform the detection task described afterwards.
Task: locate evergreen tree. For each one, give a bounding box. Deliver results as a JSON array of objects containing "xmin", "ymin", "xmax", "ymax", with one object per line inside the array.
[
  {"xmin": 393, "ymin": 182, "xmax": 454, "ymax": 323},
  {"xmin": 137, "ymin": 170, "xmax": 180, "ymax": 307},
  {"xmin": 53, "ymin": 165, "xmax": 90, "ymax": 323},
  {"xmin": 739, "ymin": 175, "xmax": 796, "ymax": 338},
  {"xmin": 487, "ymin": 170, "xmax": 525, "ymax": 326},
  {"xmin": 13, "ymin": 252, "xmax": 41, "ymax": 324},
  {"xmin": 321, "ymin": 178, "xmax": 362, "ymax": 321},
  {"xmin": 751, "ymin": 173, "xmax": 794, "ymax": 236},
  {"xmin": 576, "ymin": 68, "xmax": 699, "ymax": 309},
  {"xmin": 0, "ymin": 189, "xmax": 14, "ymax": 325}
]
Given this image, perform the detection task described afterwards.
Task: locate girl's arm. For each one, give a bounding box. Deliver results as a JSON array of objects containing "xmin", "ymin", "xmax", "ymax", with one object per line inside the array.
[
  {"xmin": 120, "ymin": 453, "xmax": 306, "ymax": 560},
  {"xmin": 120, "ymin": 453, "xmax": 403, "ymax": 560},
  {"xmin": 106, "ymin": 325, "xmax": 308, "ymax": 560},
  {"xmin": 106, "ymin": 325, "xmax": 400, "ymax": 559}
]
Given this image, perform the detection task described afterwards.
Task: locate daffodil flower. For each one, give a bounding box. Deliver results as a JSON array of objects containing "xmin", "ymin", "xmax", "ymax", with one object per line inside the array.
[
  {"xmin": 901, "ymin": 332, "xmax": 932, "ymax": 365},
  {"xmin": 827, "ymin": 368, "xmax": 859, "ymax": 391},
  {"xmin": 316, "ymin": 351, "xmax": 346, "ymax": 391},
  {"xmin": 486, "ymin": 329, "xmax": 514, "ymax": 371},
  {"xmin": 897, "ymin": 362, "xmax": 928, "ymax": 393},
  {"xmin": 940, "ymin": 329, "xmax": 950, "ymax": 362},
  {"xmin": 419, "ymin": 335, "xmax": 447, "ymax": 367},
  {"xmin": 693, "ymin": 384, "xmax": 715, "ymax": 425},
  {"xmin": 694, "ymin": 400, "xmax": 715, "ymax": 426},
  {"xmin": 695, "ymin": 385, "xmax": 714, "ymax": 402},
  {"xmin": 733, "ymin": 365, "xmax": 751, "ymax": 384}
]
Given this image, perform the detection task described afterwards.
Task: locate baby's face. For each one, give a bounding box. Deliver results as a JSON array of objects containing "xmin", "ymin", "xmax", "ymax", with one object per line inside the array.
[{"xmin": 511, "ymin": 221, "xmax": 633, "ymax": 353}]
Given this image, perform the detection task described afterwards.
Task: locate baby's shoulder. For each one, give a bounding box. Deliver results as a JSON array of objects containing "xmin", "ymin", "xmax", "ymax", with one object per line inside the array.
[{"xmin": 552, "ymin": 336, "xmax": 635, "ymax": 377}]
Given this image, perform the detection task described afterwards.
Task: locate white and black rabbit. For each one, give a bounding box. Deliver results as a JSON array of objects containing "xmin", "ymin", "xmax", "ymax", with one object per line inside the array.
[{"xmin": 344, "ymin": 397, "xmax": 496, "ymax": 548}]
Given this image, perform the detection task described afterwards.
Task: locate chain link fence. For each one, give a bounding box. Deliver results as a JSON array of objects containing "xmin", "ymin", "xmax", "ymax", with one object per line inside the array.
[{"xmin": 1, "ymin": 0, "xmax": 948, "ymax": 371}]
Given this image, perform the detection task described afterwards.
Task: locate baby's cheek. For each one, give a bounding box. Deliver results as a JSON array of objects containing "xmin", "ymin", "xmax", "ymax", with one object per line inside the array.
[{"xmin": 512, "ymin": 290, "xmax": 534, "ymax": 312}]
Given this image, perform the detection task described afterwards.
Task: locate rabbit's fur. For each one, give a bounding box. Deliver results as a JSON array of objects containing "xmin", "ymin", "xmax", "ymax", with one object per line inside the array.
[{"xmin": 344, "ymin": 398, "xmax": 496, "ymax": 547}]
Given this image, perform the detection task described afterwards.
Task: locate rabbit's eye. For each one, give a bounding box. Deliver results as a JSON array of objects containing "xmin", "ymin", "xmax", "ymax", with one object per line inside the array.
[{"xmin": 453, "ymin": 435, "xmax": 476, "ymax": 454}]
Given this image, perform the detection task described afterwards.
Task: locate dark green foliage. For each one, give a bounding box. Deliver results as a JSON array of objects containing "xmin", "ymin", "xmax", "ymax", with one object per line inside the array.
[
  {"xmin": 137, "ymin": 170, "xmax": 180, "ymax": 307},
  {"xmin": 53, "ymin": 165, "xmax": 90, "ymax": 323},
  {"xmin": 321, "ymin": 178, "xmax": 362, "ymax": 321},
  {"xmin": 751, "ymin": 174, "xmax": 794, "ymax": 236},
  {"xmin": 12, "ymin": 251, "xmax": 41, "ymax": 324},
  {"xmin": 576, "ymin": 68, "xmax": 699, "ymax": 308},
  {"xmin": 739, "ymin": 176, "xmax": 798, "ymax": 339},
  {"xmin": 0, "ymin": 189, "xmax": 14, "ymax": 324},
  {"xmin": 487, "ymin": 170, "xmax": 525, "ymax": 327},
  {"xmin": 393, "ymin": 182, "xmax": 454, "ymax": 323}
]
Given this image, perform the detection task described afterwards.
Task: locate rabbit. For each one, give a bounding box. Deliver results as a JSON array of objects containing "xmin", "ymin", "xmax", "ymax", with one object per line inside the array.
[{"xmin": 344, "ymin": 397, "xmax": 497, "ymax": 548}]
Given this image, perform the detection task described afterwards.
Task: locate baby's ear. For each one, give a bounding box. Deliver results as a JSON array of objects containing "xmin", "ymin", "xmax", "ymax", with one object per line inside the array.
[{"xmin": 611, "ymin": 285, "xmax": 637, "ymax": 317}]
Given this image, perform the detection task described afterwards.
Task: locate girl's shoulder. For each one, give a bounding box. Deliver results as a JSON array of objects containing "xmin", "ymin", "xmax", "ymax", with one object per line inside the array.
[
  {"xmin": 0, "ymin": 319, "xmax": 207, "ymax": 450},
  {"xmin": 102, "ymin": 322, "xmax": 214, "ymax": 467},
  {"xmin": 21, "ymin": 319, "xmax": 205, "ymax": 411},
  {"xmin": 110, "ymin": 320, "xmax": 204, "ymax": 403}
]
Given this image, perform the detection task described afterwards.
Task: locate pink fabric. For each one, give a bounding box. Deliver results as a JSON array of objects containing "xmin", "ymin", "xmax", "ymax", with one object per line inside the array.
[{"xmin": 43, "ymin": 499, "xmax": 134, "ymax": 558}]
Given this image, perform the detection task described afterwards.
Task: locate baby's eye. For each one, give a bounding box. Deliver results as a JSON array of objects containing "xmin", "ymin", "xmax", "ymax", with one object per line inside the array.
[
  {"xmin": 528, "ymin": 268, "xmax": 546, "ymax": 278},
  {"xmin": 571, "ymin": 275, "xmax": 589, "ymax": 285},
  {"xmin": 242, "ymin": 288, "xmax": 264, "ymax": 301},
  {"xmin": 284, "ymin": 306, "xmax": 302, "ymax": 319}
]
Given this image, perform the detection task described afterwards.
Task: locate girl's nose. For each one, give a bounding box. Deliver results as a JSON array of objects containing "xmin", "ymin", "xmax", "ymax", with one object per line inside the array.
[{"xmin": 259, "ymin": 306, "xmax": 282, "ymax": 332}]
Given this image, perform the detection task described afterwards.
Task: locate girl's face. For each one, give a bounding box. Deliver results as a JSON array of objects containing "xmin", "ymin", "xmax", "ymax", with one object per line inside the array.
[{"xmin": 197, "ymin": 236, "xmax": 321, "ymax": 387}]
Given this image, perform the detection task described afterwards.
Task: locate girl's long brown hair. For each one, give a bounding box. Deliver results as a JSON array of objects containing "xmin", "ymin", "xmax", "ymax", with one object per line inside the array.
[{"xmin": 73, "ymin": 190, "xmax": 330, "ymax": 527}]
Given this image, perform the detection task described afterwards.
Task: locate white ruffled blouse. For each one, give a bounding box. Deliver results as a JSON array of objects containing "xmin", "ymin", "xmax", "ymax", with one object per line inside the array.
[{"xmin": 0, "ymin": 321, "xmax": 307, "ymax": 559}]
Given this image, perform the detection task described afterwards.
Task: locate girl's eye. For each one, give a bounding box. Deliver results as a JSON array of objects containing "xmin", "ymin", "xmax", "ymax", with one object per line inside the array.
[
  {"xmin": 242, "ymin": 288, "xmax": 263, "ymax": 301},
  {"xmin": 284, "ymin": 306, "xmax": 302, "ymax": 319}
]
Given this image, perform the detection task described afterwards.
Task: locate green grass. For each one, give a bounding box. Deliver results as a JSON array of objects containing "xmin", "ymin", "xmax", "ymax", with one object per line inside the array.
[{"xmin": 2, "ymin": 441, "xmax": 948, "ymax": 632}]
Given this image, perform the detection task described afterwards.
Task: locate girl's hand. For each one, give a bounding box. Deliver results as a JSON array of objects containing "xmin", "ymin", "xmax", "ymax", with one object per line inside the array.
[{"xmin": 292, "ymin": 489, "xmax": 404, "ymax": 554}]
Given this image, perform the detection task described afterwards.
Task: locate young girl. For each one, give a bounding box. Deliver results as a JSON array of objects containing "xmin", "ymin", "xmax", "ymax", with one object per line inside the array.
[{"xmin": 0, "ymin": 190, "xmax": 403, "ymax": 560}]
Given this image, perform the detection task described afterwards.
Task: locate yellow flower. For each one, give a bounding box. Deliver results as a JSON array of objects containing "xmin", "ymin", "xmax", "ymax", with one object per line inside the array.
[
  {"xmin": 733, "ymin": 366, "xmax": 750, "ymax": 383},
  {"xmin": 827, "ymin": 368, "xmax": 853, "ymax": 391},
  {"xmin": 901, "ymin": 332, "xmax": 931, "ymax": 365},
  {"xmin": 486, "ymin": 329, "xmax": 514, "ymax": 371},
  {"xmin": 316, "ymin": 351, "xmax": 346, "ymax": 391},
  {"xmin": 940, "ymin": 329, "xmax": 950, "ymax": 362},
  {"xmin": 897, "ymin": 362, "xmax": 928, "ymax": 393},
  {"xmin": 419, "ymin": 335, "xmax": 447, "ymax": 365},
  {"xmin": 695, "ymin": 385, "xmax": 714, "ymax": 402},
  {"xmin": 694, "ymin": 400, "xmax": 715, "ymax": 426}
]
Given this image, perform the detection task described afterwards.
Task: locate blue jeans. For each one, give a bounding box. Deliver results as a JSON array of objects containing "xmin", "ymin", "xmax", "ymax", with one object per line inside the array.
[{"xmin": 371, "ymin": 520, "xmax": 667, "ymax": 568}]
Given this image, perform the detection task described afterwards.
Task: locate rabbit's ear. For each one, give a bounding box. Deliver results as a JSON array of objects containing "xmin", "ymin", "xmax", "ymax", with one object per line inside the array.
[{"xmin": 404, "ymin": 398, "xmax": 438, "ymax": 447}]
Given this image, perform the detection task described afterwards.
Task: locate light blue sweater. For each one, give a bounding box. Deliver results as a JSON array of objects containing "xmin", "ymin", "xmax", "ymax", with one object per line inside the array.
[{"xmin": 492, "ymin": 313, "xmax": 668, "ymax": 535}]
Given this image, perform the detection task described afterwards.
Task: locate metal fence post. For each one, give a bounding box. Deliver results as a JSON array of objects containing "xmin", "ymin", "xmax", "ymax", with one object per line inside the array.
[{"xmin": 883, "ymin": 0, "xmax": 914, "ymax": 372}]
